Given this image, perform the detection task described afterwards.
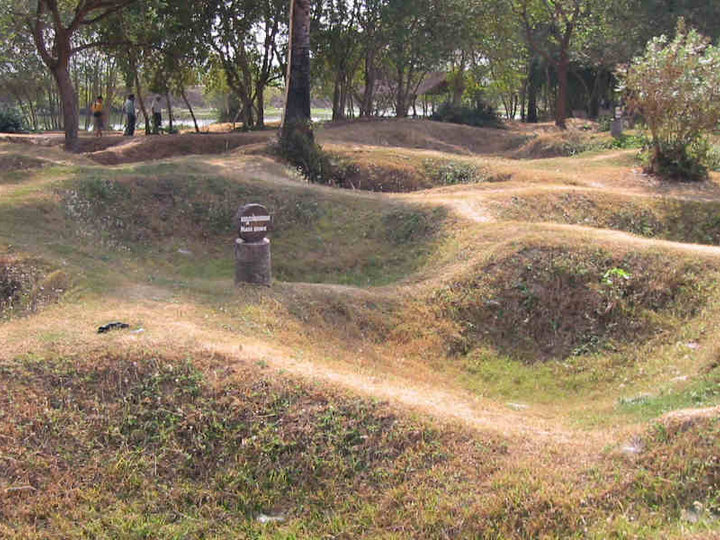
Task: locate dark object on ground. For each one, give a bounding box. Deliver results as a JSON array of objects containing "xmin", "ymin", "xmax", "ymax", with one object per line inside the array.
[
  {"xmin": 431, "ymin": 103, "xmax": 501, "ymax": 128},
  {"xmin": 98, "ymin": 322, "xmax": 130, "ymax": 334}
]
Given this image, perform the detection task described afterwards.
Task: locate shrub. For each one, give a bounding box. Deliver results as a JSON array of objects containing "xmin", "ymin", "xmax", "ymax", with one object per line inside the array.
[
  {"xmin": 431, "ymin": 102, "xmax": 501, "ymax": 128},
  {"xmin": 622, "ymin": 20, "xmax": 720, "ymax": 181},
  {"xmin": 0, "ymin": 106, "xmax": 24, "ymax": 133},
  {"xmin": 597, "ymin": 115, "xmax": 614, "ymax": 132},
  {"xmin": 705, "ymin": 143, "xmax": 720, "ymax": 172},
  {"xmin": 423, "ymin": 159, "xmax": 480, "ymax": 185},
  {"xmin": 277, "ymin": 120, "xmax": 334, "ymax": 184}
]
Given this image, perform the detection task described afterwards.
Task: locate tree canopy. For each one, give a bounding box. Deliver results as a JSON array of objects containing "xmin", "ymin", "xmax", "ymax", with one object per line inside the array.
[{"xmin": 1, "ymin": 0, "xmax": 719, "ymax": 140}]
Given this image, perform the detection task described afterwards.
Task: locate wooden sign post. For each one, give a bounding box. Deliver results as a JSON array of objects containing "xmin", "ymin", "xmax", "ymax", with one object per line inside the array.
[{"xmin": 234, "ymin": 203, "xmax": 272, "ymax": 286}]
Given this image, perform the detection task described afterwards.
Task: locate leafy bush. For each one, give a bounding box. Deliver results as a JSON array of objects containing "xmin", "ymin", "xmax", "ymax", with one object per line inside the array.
[
  {"xmin": 622, "ymin": 20, "xmax": 720, "ymax": 181},
  {"xmin": 431, "ymin": 102, "xmax": 501, "ymax": 128},
  {"xmin": 605, "ymin": 133, "xmax": 648, "ymax": 150},
  {"xmin": 423, "ymin": 160, "xmax": 480, "ymax": 185},
  {"xmin": 705, "ymin": 144, "xmax": 720, "ymax": 172},
  {"xmin": 0, "ymin": 106, "xmax": 24, "ymax": 133}
]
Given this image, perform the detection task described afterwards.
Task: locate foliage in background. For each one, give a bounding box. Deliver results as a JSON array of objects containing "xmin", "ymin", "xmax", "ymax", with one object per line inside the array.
[
  {"xmin": 3, "ymin": 0, "xmax": 720, "ymax": 134},
  {"xmin": 430, "ymin": 102, "xmax": 501, "ymax": 128},
  {"xmin": 622, "ymin": 20, "xmax": 720, "ymax": 181},
  {"xmin": 0, "ymin": 106, "xmax": 23, "ymax": 133}
]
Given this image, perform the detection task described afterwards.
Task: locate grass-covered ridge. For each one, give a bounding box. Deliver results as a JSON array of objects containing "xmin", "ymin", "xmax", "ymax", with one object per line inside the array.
[
  {"xmin": 326, "ymin": 148, "xmax": 510, "ymax": 192},
  {"xmin": 436, "ymin": 244, "xmax": 715, "ymax": 361},
  {"xmin": 0, "ymin": 349, "xmax": 498, "ymax": 538},
  {"xmin": 55, "ymin": 162, "xmax": 448, "ymax": 286},
  {"xmin": 2, "ymin": 347, "xmax": 719, "ymax": 538},
  {"xmin": 490, "ymin": 190, "xmax": 720, "ymax": 245}
]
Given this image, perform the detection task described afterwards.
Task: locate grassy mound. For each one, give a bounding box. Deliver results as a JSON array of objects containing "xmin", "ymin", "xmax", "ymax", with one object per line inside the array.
[
  {"xmin": 436, "ymin": 245, "xmax": 713, "ymax": 361},
  {"xmin": 328, "ymin": 149, "xmax": 510, "ymax": 192},
  {"xmin": 490, "ymin": 191, "xmax": 720, "ymax": 245},
  {"xmin": 317, "ymin": 118, "xmax": 531, "ymax": 156},
  {"xmin": 609, "ymin": 411, "xmax": 720, "ymax": 529},
  {"xmin": 58, "ymin": 164, "xmax": 447, "ymax": 285},
  {"xmin": 0, "ymin": 254, "xmax": 68, "ymax": 318},
  {"xmin": 510, "ymin": 129, "xmax": 624, "ymax": 159},
  {"xmin": 0, "ymin": 153, "xmax": 48, "ymax": 174},
  {"xmin": 86, "ymin": 132, "xmax": 274, "ymax": 165},
  {"xmin": 7, "ymin": 347, "xmax": 714, "ymax": 538},
  {"xmin": 0, "ymin": 349, "xmax": 497, "ymax": 538}
]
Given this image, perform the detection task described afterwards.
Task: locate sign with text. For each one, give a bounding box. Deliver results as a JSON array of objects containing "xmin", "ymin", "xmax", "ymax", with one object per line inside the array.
[{"xmin": 236, "ymin": 203, "xmax": 272, "ymax": 243}]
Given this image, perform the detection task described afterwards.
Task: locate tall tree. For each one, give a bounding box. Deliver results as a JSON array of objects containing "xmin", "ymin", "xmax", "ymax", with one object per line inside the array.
[
  {"xmin": 253, "ymin": 0, "xmax": 288, "ymax": 127},
  {"xmin": 199, "ymin": 0, "xmax": 286, "ymax": 130},
  {"xmin": 382, "ymin": 0, "xmax": 453, "ymax": 118},
  {"xmin": 516, "ymin": 0, "xmax": 590, "ymax": 128},
  {"xmin": 16, "ymin": 0, "xmax": 135, "ymax": 146},
  {"xmin": 356, "ymin": 0, "xmax": 386, "ymax": 117},
  {"xmin": 283, "ymin": 0, "xmax": 313, "ymax": 130},
  {"xmin": 314, "ymin": 0, "xmax": 362, "ymax": 121}
]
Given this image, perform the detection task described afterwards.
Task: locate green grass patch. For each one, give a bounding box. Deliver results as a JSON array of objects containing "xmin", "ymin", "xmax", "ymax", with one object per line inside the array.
[
  {"xmin": 0, "ymin": 350, "xmax": 499, "ymax": 538},
  {"xmin": 41, "ymin": 162, "xmax": 448, "ymax": 286},
  {"xmin": 618, "ymin": 366, "xmax": 720, "ymax": 421},
  {"xmin": 458, "ymin": 347, "xmax": 613, "ymax": 403}
]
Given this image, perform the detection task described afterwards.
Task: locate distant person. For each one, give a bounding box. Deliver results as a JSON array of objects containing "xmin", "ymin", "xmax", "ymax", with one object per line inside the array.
[
  {"xmin": 91, "ymin": 96, "xmax": 104, "ymax": 137},
  {"xmin": 124, "ymin": 94, "xmax": 136, "ymax": 136},
  {"xmin": 151, "ymin": 95, "xmax": 163, "ymax": 135}
]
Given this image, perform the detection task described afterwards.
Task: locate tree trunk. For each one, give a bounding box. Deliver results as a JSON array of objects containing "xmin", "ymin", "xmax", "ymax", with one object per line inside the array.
[
  {"xmin": 241, "ymin": 95, "xmax": 255, "ymax": 131},
  {"xmin": 332, "ymin": 73, "xmax": 345, "ymax": 121},
  {"xmin": 256, "ymin": 85, "xmax": 265, "ymax": 129},
  {"xmin": 555, "ymin": 57, "xmax": 569, "ymax": 129},
  {"xmin": 134, "ymin": 72, "xmax": 150, "ymax": 134},
  {"xmin": 26, "ymin": 93, "xmax": 38, "ymax": 131},
  {"xmin": 283, "ymin": 0, "xmax": 312, "ymax": 130},
  {"xmin": 181, "ymin": 87, "xmax": 200, "ymax": 133},
  {"xmin": 360, "ymin": 50, "xmax": 376, "ymax": 117},
  {"xmin": 166, "ymin": 92, "xmax": 174, "ymax": 133},
  {"xmin": 545, "ymin": 64, "xmax": 553, "ymax": 121},
  {"xmin": 526, "ymin": 57, "xmax": 539, "ymax": 123},
  {"xmin": 52, "ymin": 63, "xmax": 79, "ymax": 148},
  {"xmin": 395, "ymin": 69, "xmax": 408, "ymax": 118},
  {"xmin": 451, "ymin": 71, "xmax": 465, "ymax": 106}
]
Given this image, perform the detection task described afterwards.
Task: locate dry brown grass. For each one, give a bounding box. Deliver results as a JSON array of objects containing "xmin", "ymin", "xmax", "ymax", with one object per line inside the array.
[
  {"xmin": 317, "ymin": 118, "xmax": 532, "ymax": 155},
  {"xmin": 86, "ymin": 131, "xmax": 275, "ymax": 165},
  {"xmin": 435, "ymin": 244, "xmax": 714, "ymax": 361},
  {"xmin": 2, "ymin": 120, "xmax": 720, "ymax": 537},
  {"xmin": 0, "ymin": 253, "xmax": 69, "ymax": 319}
]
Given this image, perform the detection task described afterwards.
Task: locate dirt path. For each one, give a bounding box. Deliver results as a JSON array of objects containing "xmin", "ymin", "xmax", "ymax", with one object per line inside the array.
[
  {"xmin": 0, "ymin": 293, "xmax": 611, "ymax": 459},
  {"xmin": 179, "ymin": 153, "xmax": 720, "ymax": 450},
  {"xmin": 406, "ymin": 178, "xmax": 720, "ymax": 260}
]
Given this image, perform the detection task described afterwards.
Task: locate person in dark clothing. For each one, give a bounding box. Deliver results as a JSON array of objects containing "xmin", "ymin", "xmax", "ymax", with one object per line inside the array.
[
  {"xmin": 151, "ymin": 96, "xmax": 163, "ymax": 135},
  {"xmin": 124, "ymin": 94, "xmax": 136, "ymax": 136}
]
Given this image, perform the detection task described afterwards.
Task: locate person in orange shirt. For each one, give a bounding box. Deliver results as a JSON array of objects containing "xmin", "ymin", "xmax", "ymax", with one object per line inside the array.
[{"xmin": 91, "ymin": 96, "xmax": 104, "ymax": 137}]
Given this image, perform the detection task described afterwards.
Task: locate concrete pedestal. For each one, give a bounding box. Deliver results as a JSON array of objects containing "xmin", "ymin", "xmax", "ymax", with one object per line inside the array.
[{"xmin": 235, "ymin": 238, "xmax": 272, "ymax": 286}]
